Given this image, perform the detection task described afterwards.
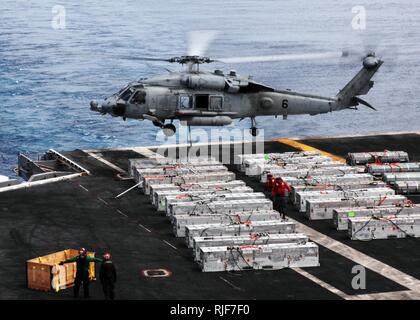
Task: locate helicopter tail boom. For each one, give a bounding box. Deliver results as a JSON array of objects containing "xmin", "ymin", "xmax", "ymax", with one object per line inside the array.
[{"xmin": 336, "ymin": 53, "xmax": 383, "ymax": 110}]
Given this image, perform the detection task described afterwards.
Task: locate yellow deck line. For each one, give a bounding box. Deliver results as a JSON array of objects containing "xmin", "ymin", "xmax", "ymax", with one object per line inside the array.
[{"xmin": 276, "ymin": 138, "xmax": 346, "ymax": 163}]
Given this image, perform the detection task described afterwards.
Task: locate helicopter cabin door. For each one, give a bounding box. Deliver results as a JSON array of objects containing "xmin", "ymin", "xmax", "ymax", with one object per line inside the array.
[
  {"xmin": 194, "ymin": 94, "xmax": 209, "ymax": 110},
  {"xmin": 193, "ymin": 94, "xmax": 223, "ymax": 111}
]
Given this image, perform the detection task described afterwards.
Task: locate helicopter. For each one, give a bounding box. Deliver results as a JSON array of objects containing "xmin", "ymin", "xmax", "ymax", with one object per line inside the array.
[{"xmin": 90, "ymin": 31, "xmax": 383, "ymax": 137}]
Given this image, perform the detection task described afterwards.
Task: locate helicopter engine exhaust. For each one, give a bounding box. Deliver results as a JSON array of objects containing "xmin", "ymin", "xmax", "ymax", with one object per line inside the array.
[{"xmin": 183, "ymin": 116, "xmax": 232, "ymax": 126}]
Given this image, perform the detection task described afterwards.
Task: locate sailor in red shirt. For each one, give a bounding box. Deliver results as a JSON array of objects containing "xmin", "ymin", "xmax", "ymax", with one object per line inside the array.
[
  {"xmin": 265, "ymin": 174, "xmax": 276, "ymax": 194},
  {"xmin": 272, "ymin": 177, "xmax": 292, "ymax": 219}
]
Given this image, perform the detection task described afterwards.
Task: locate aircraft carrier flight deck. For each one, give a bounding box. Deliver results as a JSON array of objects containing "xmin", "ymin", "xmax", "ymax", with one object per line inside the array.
[{"xmin": 1, "ymin": 132, "xmax": 420, "ymax": 300}]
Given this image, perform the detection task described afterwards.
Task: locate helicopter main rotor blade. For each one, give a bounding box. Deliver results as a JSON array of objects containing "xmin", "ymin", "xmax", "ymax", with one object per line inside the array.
[
  {"xmin": 122, "ymin": 56, "xmax": 174, "ymax": 62},
  {"xmin": 217, "ymin": 51, "xmax": 346, "ymax": 64},
  {"xmin": 187, "ymin": 30, "xmax": 219, "ymax": 56}
]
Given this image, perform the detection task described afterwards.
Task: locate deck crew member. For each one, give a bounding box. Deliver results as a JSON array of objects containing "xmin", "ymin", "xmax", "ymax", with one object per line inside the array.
[
  {"xmin": 272, "ymin": 177, "xmax": 292, "ymax": 219},
  {"xmin": 59, "ymin": 247, "xmax": 102, "ymax": 298},
  {"xmin": 99, "ymin": 252, "xmax": 117, "ymax": 300},
  {"xmin": 265, "ymin": 174, "xmax": 276, "ymax": 196}
]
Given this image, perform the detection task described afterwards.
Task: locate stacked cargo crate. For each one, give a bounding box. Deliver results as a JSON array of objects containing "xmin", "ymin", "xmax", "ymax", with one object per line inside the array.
[
  {"xmin": 129, "ymin": 157, "xmax": 320, "ymax": 272},
  {"xmin": 345, "ymin": 151, "xmax": 420, "ymax": 240},
  {"xmin": 239, "ymin": 151, "xmax": 420, "ymax": 241},
  {"xmin": 348, "ymin": 151, "xmax": 420, "ymax": 194}
]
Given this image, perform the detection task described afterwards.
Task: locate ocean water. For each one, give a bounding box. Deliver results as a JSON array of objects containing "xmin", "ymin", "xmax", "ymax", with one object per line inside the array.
[{"xmin": 1, "ymin": 0, "xmax": 420, "ymax": 177}]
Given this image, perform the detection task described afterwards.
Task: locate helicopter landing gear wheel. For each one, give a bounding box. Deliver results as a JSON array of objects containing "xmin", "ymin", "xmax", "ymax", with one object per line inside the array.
[
  {"xmin": 162, "ymin": 123, "xmax": 176, "ymax": 137},
  {"xmin": 250, "ymin": 127, "xmax": 259, "ymax": 137}
]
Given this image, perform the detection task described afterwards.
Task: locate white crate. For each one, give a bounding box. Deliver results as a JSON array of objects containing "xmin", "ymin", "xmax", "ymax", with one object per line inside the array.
[
  {"xmin": 135, "ymin": 165, "xmax": 228, "ymax": 184},
  {"xmin": 199, "ymin": 242, "xmax": 319, "ymax": 272},
  {"xmin": 129, "ymin": 157, "xmax": 219, "ymax": 178},
  {"xmin": 143, "ymin": 172, "xmax": 236, "ymax": 194},
  {"xmin": 234, "ymin": 152, "xmax": 320, "ymax": 170},
  {"xmin": 240, "ymin": 154, "xmax": 329, "ymax": 173},
  {"xmin": 172, "ymin": 210, "xmax": 282, "ymax": 237},
  {"xmin": 395, "ymin": 181, "xmax": 420, "ymax": 194},
  {"xmin": 349, "ymin": 214, "xmax": 420, "ymax": 240},
  {"xmin": 193, "ymin": 233, "xmax": 309, "ymax": 262},
  {"xmin": 347, "ymin": 151, "xmax": 409, "ymax": 165},
  {"xmin": 305, "ymin": 195, "xmax": 407, "ymax": 220},
  {"xmin": 283, "ymin": 174, "xmax": 374, "ymax": 187},
  {"xmin": 161, "ymin": 187, "xmax": 254, "ymax": 212},
  {"xmin": 245, "ymin": 157, "xmax": 335, "ymax": 176},
  {"xmin": 296, "ymin": 187, "xmax": 395, "ymax": 212},
  {"xmin": 185, "ymin": 220, "xmax": 295, "ymax": 248},
  {"xmin": 291, "ymin": 181, "xmax": 387, "ymax": 204},
  {"xmin": 383, "ymin": 172, "xmax": 420, "ymax": 184},
  {"xmin": 169, "ymin": 198, "xmax": 273, "ymax": 217},
  {"xmin": 155, "ymin": 186, "xmax": 252, "ymax": 211},
  {"xmin": 149, "ymin": 184, "xmax": 181, "ymax": 203},
  {"xmin": 367, "ymin": 163, "xmax": 420, "ymax": 175},
  {"xmin": 255, "ymin": 161, "xmax": 344, "ymax": 177},
  {"xmin": 258, "ymin": 161, "xmax": 345, "ymax": 180},
  {"xmin": 135, "ymin": 165, "xmax": 228, "ymax": 182},
  {"xmin": 260, "ymin": 166, "xmax": 360, "ymax": 183},
  {"xmin": 150, "ymin": 180, "xmax": 246, "ymax": 204},
  {"xmin": 333, "ymin": 205, "xmax": 420, "ymax": 230},
  {"xmin": 165, "ymin": 192, "xmax": 265, "ymax": 215}
]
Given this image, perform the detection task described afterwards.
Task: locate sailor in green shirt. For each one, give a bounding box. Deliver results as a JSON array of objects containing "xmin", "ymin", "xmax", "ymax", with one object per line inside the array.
[{"xmin": 59, "ymin": 247, "xmax": 102, "ymax": 298}]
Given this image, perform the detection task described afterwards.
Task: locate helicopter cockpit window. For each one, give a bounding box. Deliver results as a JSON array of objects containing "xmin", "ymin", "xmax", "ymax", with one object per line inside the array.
[
  {"xmin": 119, "ymin": 87, "xmax": 135, "ymax": 101},
  {"xmin": 131, "ymin": 90, "xmax": 146, "ymax": 104},
  {"xmin": 179, "ymin": 95, "xmax": 192, "ymax": 109}
]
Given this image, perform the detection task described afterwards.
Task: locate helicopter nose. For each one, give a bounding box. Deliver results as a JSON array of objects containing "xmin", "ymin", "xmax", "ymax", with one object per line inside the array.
[
  {"xmin": 90, "ymin": 100, "xmax": 101, "ymax": 112},
  {"xmin": 90, "ymin": 99, "xmax": 116, "ymax": 115},
  {"xmin": 90, "ymin": 97, "xmax": 126, "ymax": 117}
]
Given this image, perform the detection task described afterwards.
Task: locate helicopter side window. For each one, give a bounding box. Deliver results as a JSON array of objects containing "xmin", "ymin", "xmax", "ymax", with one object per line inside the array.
[
  {"xmin": 119, "ymin": 87, "xmax": 134, "ymax": 101},
  {"xmin": 131, "ymin": 90, "xmax": 146, "ymax": 104},
  {"xmin": 179, "ymin": 95, "xmax": 192, "ymax": 109},
  {"xmin": 209, "ymin": 96, "xmax": 223, "ymax": 111}
]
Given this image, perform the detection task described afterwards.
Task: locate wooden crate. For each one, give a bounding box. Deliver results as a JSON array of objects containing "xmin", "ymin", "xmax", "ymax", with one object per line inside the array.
[{"xmin": 26, "ymin": 249, "xmax": 96, "ymax": 292}]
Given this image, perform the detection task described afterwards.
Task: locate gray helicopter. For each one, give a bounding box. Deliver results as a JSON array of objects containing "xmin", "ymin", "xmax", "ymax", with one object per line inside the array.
[{"xmin": 90, "ymin": 32, "xmax": 383, "ymax": 137}]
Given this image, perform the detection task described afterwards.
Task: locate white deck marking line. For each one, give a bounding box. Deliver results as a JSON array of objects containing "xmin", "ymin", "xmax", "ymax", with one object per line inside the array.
[
  {"xmin": 86, "ymin": 152, "xmax": 127, "ymax": 174},
  {"xmin": 290, "ymin": 217, "xmax": 420, "ymax": 293},
  {"xmin": 294, "ymin": 268, "xmax": 350, "ymax": 299},
  {"xmin": 219, "ymin": 276, "xmax": 243, "ymax": 291},
  {"xmin": 163, "ymin": 240, "xmax": 177, "ymax": 250},
  {"xmin": 138, "ymin": 223, "xmax": 152, "ymax": 233},
  {"xmin": 97, "ymin": 197, "xmax": 108, "ymax": 205},
  {"xmin": 295, "ymin": 268, "xmax": 420, "ymax": 300},
  {"xmin": 349, "ymin": 290, "xmax": 420, "ymax": 300},
  {"xmin": 79, "ymin": 184, "xmax": 89, "ymax": 192},
  {"xmin": 116, "ymin": 209, "xmax": 128, "ymax": 218}
]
